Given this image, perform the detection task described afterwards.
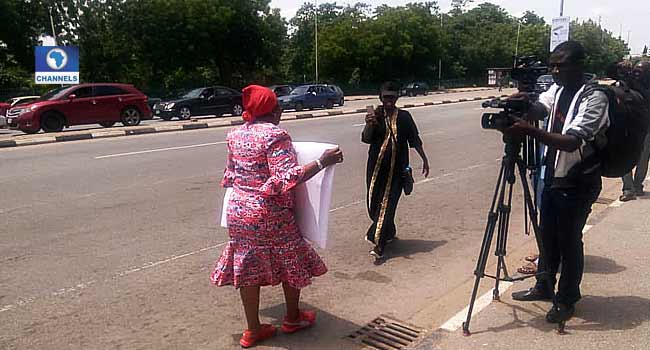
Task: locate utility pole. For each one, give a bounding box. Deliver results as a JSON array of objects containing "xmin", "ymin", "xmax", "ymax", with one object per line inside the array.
[
  {"xmin": 314, "ymin": 0, "xmax": 319, "ymax": 83},
  {"xmin": 627, "ymin": 30, "xmax": 632, "ymax": 59},
  {"xmin": 438, "ymin": 14, "xmax": 443, "ymax": 90},
  {"xmin": 560, "ymin": 0, "xmax": 564, "ymax": 16},
  {"xmin": 49, "ymin": 6, "xmax": 58, "ymax": 46},
  {"xmin": 514, "ymin": 21, "xmax": 521, "ymax": 66}
]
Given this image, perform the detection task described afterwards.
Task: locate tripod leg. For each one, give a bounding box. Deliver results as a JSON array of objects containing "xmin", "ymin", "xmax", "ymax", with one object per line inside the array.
[
  {"xmin": 462, "ymin": 161, "xmax": 507, "ymax": 336},
  {"xmin": 492, "ymin": 180, "xmax": 514, "ymax": 301}
]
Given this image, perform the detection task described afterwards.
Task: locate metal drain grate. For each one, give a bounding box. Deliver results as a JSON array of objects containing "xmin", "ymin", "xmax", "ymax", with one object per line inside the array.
[{"xmin": 346, "ymin": 315, "xmax": 426, "ymax": 350}]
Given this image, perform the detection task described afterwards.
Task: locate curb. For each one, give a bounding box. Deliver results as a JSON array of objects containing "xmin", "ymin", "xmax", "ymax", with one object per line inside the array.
[
  {"xmin": 345, "ymin": 87, "xmax": 496, "ymax": 102},
  {"xmin": 0, "ymin": 94, "xmax": 509, "ymax": 149}
]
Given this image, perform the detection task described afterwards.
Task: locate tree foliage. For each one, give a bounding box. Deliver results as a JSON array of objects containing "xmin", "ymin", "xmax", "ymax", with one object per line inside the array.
[{"xmin": 0, "ymin": 1, "xmax": 631, "ymax": 94}]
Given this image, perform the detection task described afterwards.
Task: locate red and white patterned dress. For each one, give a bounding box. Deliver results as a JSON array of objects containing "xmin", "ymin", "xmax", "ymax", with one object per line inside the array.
[{"xmin": 211, "ymin": 121, "xmax": 327, "ymax": 289}]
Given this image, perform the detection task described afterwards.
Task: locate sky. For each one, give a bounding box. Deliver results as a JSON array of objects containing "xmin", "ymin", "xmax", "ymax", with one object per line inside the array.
[{"xmin": 269, "ymin": 0, "xmax": 649, "ymax": 55}]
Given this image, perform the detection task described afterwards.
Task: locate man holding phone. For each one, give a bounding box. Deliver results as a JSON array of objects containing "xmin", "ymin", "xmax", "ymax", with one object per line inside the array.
[{"xmin": 362, "ymin": 81, "xmax": 430, "ymax": 260}]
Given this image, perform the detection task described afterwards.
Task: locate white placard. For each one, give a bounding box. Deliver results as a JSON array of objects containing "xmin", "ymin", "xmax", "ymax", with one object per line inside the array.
[
  {"xmin": 220, "ymin": 142, "xmax": 338, "ymax": 249},
  {"xmin": 550, "ymin": 16, "xmax": 571, "ymax": 52}
]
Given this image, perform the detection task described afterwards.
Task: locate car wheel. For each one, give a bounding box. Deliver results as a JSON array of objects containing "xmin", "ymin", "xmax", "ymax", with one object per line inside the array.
[
  {"xmin": 232, "ymin": 103, "xmax": 244, "ymax": 116},
  {"xmin": 339, "ymin": 98, "xmax": 344, "ymax": 106},
  {"xmin": 41, "ymin": 112, "xmax": 65, "ymax": 133},
  {"xmin": 99, "ymin": 121, "xmax": 116, "ymax": 128},
  {"xmin": 325, "ymin": 100, "xmax": 334, "ymax": 109},
  {"xmin": 408, "ymin": 92, "xmax": 414, "ymax": 97},
  {"xmin": 179, "ymin": 106, "xmax": 191, "ymax": 120},
  {"xmin": 423, "ymin": 91, "xmax": 428, "ymax": 96},
  {"xmin": 295, "ymin": 102, "xmax": 303, "ymax": 112},
  {"xmin": 121, "ymin": 107, "xmax": 141, "ymax": 126}
]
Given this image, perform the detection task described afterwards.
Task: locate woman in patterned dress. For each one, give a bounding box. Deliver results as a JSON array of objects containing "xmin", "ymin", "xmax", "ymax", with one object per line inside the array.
[{"xmin": 211, "ymin": 85, "xmax": 343, "ymax": 348}]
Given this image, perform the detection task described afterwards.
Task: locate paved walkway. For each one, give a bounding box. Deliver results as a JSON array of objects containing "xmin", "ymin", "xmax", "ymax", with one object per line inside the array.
[{"xmin": 414, "ymin": 191, "xmax": 650, "ymax": 350}]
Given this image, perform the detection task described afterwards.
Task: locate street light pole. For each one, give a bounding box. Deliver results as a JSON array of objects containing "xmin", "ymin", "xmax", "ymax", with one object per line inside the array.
[
  {"xmin": 560, "ymin": 0, "xmax": 564, "ymax": 16},
  {"xmin": 438, "ymin": 14, "xmax": 443, "ymax": 90},
  {"xmin": 514, "ymin": 21, "xmax": 521, "ymax": 66},
  {"xmin": 315, "ymin": 0, "xmax": 319, "ymax": 83},
  {"xmin": 49, "ymin": 6, "xmax": 58, "ymax": 45}
]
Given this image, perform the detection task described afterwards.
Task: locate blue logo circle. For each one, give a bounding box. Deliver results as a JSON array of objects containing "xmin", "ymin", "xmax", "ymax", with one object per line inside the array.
[{"xmin": 46, "ymin": 48, "xmax": 68, "ymax": 70}]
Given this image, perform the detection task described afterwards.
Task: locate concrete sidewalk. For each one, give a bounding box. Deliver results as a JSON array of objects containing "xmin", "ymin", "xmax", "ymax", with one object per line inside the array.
[{"xmin": 415, "ymin": 196, "xmax": 650, "ymax": 350}]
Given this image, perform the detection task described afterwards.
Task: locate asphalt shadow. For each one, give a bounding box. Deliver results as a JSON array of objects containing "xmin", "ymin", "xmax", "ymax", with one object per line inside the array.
[
  {"xmin": 467, "ymin": 294, "xmax": 650, "ymax": 336},
  {"xmin": 370, "ymin": 239, "xmax": 448, "ymax": 266},
  {"xmin": 225, "ymin": 302, "xmax": 364, "ymax": 349},
  {"xmin": 583, "ymin": 255, "xmax": 627, "ymax": 275}
]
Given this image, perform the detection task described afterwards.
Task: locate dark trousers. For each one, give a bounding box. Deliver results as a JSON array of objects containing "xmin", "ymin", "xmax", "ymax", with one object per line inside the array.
[
  {"xmin": 534, "ymin": 184, "xmax": 601, "ymax": 306},
  {"xmin": 622, "ymin": 133, "xmax": 650, "ymax": 194}
]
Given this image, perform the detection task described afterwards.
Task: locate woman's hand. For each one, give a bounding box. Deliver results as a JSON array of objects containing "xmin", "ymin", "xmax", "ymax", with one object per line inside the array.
[
  {"xmin": 320, "ymin": 147, "xmax": 344, "ymax": 167},
  {"xmin": 422, "ymin": 160, "xmax": 430, "ymax": 178}
]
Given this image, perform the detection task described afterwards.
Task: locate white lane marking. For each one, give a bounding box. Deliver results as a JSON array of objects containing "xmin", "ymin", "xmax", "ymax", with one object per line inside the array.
[
  {"xmin": 438, "ymin": 222, "xmax": 596, "ymax": 331},
  {"xmin": 353, "ymin": 123, "xmax": 366, "ymax": 127},
  {"xmin": 421, "ymin": 131, "xmax": 444, "ymax": 137},
  {"xmin": 0, "ymin": 242, "xmax": 227, "ymax": 314},
  {"xmin": 330, "ymin": 200, "xmax": 364, "ymax": 213},
  {"xmin": 95, "ymin": 141, "xmax": 227, "ymax": 159},
  {"xmin": 440, "ymin": 282, "xmax": 514, "ymax": 331}
]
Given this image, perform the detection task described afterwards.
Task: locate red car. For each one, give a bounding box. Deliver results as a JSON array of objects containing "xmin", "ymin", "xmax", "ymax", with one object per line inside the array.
[{"xmin": 6, "ymin": 83, "xmax": 152, "ymax": 134}]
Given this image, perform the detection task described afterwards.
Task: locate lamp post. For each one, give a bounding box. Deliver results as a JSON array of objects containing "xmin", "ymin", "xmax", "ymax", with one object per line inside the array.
[
  {"xmin": 438, "ymin": 14, "xmax": 443, "ymax": 90},
  {"xmin": 560, "ymin": 0, "xmax": 564, "ymax": 16},
  {"xmin": 314, "ymin": 0, "xmax": 319, "ymax": 83},
  {"xmin": 514, "ymin": 20, "xmax": 521, "ymax": 66},
  {"xmin": 49, "ymin": 6, "xmax": 58, "ymax": 45}
]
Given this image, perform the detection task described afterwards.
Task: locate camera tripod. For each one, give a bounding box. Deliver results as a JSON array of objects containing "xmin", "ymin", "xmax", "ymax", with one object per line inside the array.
[{"xmin": 461, "ymin": 135, "xmax": 546, "ymax": 336}]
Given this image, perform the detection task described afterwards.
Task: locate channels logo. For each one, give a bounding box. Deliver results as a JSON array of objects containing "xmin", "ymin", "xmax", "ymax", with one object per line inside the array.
[
  {"xmin": 46, "ymin": 48, "xmax": 68, "ymax": 70},
  {"xmin": 35, "ymin": 46, "xmax": 79, "ymax": 84}
]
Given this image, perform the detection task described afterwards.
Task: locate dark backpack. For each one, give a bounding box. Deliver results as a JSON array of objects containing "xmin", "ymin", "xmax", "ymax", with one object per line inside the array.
[{"xmin": 576, "ymin": 82, "xmax": 650, "ymax": 178}]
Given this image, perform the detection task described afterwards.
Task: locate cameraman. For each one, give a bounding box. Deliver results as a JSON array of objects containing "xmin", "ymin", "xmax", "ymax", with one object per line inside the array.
[
  {"xmin": 505, "ymin": 41, "xmax": 609, "ymax": 324},
  {"xmin": 620, "ymin": 61, "xmax": 650, "ymax": 201}
]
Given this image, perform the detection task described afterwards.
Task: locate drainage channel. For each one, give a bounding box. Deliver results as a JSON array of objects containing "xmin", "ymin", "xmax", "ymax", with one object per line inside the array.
[{"xmin": 346, "ymin": 315, "xmax": 426, "ymax": 350}]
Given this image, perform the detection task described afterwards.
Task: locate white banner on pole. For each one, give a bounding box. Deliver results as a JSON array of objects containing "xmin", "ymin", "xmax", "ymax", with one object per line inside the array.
[{"xmin": 550, "ymin": 16, "xmax": 570, "ymax": 52}]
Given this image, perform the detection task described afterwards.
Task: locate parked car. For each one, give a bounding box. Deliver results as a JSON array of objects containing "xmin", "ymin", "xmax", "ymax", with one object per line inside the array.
[
  {"xmin": 154, "ymin": 86, "xmax": 243, "ymax": 120},
  {"xmin": 0, "ymin": 102, "xmax": 10, "ymax": 128},
  {"xmin": 268, "ymin": 85, "xmax": 293, "ymax": 97},
  {"xmin": 7, "ymin": 95, "xmax": 41, "ymax": 107},
  {"xmin": 400, "ymin": 82, "xmax": 430, "ymax": 97},
  {"xmin": 0, "ymin": 95, "xmax": 40, "ymax": 119},
  {"xmin": 325, "ymin": 84, "xmax": 345, "ymax": 106},
  {"xmin": 6, "ymin": 83, "xmax": 152, "ymax": 134},
  {"xmin": 535, "ymin": 74, "xmax": 554, "ymax": 92},
  {"xmin": 277, "ymin": 84, "xmax": 339, "ymax": 111}
]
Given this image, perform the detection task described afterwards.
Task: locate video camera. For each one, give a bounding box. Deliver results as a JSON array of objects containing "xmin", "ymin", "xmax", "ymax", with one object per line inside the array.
[{"xmin": 481, "ymin": 56, "xmax": 548, "ymax": 130}]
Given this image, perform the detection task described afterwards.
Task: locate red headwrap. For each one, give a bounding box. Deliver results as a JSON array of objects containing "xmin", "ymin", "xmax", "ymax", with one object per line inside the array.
[{"xmin": 241, "ymin": 85, "xmax": 277, "ymax": 122}]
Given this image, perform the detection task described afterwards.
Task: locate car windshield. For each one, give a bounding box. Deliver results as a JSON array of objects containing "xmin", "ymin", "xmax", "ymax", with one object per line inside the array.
[
  {"xmin": 40, "ymin": 86, "xmax": 74, "ymax": 101},
  {"xmin": 291, "ymin": 86, "xmax": 309, "ymax": 95},
  {"xmin": 181, "ymin": 88, "xmax": 203, "ymax": 98}
]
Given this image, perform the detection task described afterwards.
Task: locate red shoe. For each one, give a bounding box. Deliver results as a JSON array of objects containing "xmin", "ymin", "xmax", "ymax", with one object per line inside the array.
[
  {"xmin": 239, "ymin": 324, "xmax": 276, "ymax": 348},
  {"xmin": 281, "ymin": 310, "xmax": 316, "ymax": 334}
]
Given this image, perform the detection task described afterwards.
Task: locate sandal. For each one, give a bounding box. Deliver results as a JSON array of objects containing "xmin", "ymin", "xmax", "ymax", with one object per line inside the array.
[
  {"xmin": 517, "ymin": 262, "xmax": 537, "ymax": 275},
  {"xmin": 525, "ymin": 254, "xmax": 539, "ymax": 262},
  {"xmin": 281, "ymin": 310, "xmax": 316, "ymax": 334},
  {"xmin": 240, "ymin": 324, "xmax": 276, "ymax": 348}
]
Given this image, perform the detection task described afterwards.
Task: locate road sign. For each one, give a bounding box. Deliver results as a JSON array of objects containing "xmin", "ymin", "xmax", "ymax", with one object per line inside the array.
[
  {"xmin": 550, "ymin": 17, "xmax": 570, "ymax": 52},
  {"xmin": 34, "ymin": 46, "xmax": 79, "ymax": 84}
]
